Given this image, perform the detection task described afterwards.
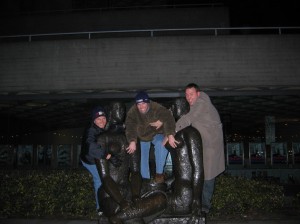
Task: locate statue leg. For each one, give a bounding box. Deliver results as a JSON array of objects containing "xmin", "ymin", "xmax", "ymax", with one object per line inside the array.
[
  {"xmin": 110, "ymin": 191, "xmax": 167, "ymax": 223},
  {"xmin": 131, "ymin": 171, "xmax": 142, "ymax": 201}
]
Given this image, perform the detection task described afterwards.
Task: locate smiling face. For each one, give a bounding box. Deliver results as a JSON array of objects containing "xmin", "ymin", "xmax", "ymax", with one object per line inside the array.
[
  {"xmin": 136, "ymin": 102, "xmax": 150, "ymax": 114},
  {"xmin": 94, "ymin": 116, "xmax": 107, "ymax": 129},
  {"xmin": 185, "ymin": 87, "xmax": 200, "ymax": 106}
]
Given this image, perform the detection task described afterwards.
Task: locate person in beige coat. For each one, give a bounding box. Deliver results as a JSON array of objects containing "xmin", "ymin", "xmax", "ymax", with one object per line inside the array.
[{"xmin": 175, "ymin": 83, "xmax": 225, "ymax": 214}]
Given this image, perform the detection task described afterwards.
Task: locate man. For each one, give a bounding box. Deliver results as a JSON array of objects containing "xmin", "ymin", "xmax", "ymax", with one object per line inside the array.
[
  {"xmin": 125, "ymin": 91, "xmax": 178, "ymax": 183},
  {"xmin": 175, "ymin": 83, "xmax": 225, "ymax": 214}
]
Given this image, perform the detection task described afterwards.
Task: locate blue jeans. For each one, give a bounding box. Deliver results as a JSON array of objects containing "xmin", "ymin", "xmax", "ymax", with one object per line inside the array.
[
  {"xmin": 140, "ymin": 134, "xmax": 169, "ymax": 179},
  {"xmin": 81, "ymin": 160, "xmax": 101, "ymax": 210},
  {"xmin": 202, "ymin": 178, "xmax": 216, "ymax": 213}
]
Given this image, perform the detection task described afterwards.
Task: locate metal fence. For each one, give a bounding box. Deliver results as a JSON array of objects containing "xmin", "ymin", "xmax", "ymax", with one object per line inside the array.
[{"xmin": 1, "ymin": 27, "xmax": 300, "ymax": 42}]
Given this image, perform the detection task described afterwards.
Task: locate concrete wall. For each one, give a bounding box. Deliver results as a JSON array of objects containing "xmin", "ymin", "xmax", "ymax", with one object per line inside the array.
[{"xmin": 1, "ymin": 34, "xmax": 300, "ymax": 94}]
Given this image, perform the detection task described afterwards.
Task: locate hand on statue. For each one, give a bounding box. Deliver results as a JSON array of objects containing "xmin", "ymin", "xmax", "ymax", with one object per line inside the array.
[
  {"xmin": 164, "ymin": 135, "xmax": 179, "ymax": 148},
  {"xmin": 126, "ymin": 141, "xmax": 136, "ymax": 154},
  {"xmin": 149, "ymin": 120, "xmax": 163, "ymax": 129},
  {"xmin": 106, "ymin": 154, "xmax": 112, "ymax": 160}
]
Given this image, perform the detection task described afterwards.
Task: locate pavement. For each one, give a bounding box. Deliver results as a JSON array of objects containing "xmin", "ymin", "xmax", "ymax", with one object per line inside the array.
[{"xmin": 1, "ymin": 217, "xmax": 300, "ymax": 224}]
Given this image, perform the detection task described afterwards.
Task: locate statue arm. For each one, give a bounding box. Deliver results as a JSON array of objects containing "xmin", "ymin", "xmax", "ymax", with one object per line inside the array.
[
  {"xmin": 129, "ymin": 142, "xmax": 142, "ymax": 200},
  {"xmin": 95, "ymin": 158, "xmax": 129, "ymax": 208},
  {"xmin": 188, "ymin": 130, "xmax": 204, "ymax": 215}
]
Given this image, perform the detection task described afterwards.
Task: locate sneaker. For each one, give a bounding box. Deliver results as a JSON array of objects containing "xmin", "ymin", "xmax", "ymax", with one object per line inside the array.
[
  {"xmin": 201, "ymin": 206, "xmax": 209, "ymax": 214},
  {"xmin": 97, "ymin": 208, "xmax": 103, "ymax": 217}
]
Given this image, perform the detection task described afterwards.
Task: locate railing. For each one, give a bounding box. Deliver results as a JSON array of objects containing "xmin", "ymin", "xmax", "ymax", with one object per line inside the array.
[{"xmin": 1, "ymin": 27, "xmax": 300, "ymax": 42}]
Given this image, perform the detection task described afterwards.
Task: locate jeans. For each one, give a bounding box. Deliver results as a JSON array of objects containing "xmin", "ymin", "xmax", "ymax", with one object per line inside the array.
[
  {"xmin": 81, "ymin": 160, "xmax": 102, "ymax": 210},
  {"xmin": 202, "ymin": 178, "xmax": 216, "ymax": 213},
  {"xmin": 140, "ymin": 134, "xmax": 169, "ymax": 179}
]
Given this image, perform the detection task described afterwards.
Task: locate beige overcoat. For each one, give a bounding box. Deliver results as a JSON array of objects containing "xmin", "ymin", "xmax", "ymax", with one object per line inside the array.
[{"xmin": 175, "ymin": 92, "xmax": 225, "ymax": 180}]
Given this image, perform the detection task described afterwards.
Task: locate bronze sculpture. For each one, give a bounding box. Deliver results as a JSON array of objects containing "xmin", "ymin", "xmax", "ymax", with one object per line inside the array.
[{"xmin": 95, "ymin": 99, "xmax": 205, "ymax": 223}]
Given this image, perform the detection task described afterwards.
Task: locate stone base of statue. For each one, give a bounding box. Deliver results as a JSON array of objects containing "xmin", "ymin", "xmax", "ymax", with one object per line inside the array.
[{"xmin": 97, "ymin": 215, "xmax": 205, "ymax": 224}]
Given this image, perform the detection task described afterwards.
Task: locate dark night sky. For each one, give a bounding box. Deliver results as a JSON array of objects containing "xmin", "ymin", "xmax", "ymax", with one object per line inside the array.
[
  {"xmin": 1, "ymin": 0, "xmax": 300, "ymax": 27},
  {"xmin": 225, "ymin": 0, "xmax": 300, "ymax": 27}
]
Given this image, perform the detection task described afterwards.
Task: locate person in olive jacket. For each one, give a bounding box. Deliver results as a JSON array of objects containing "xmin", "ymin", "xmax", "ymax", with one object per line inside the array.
[
  {"xmin": 80, "ymin": 106, "xmax": 121, "ymax": 215},
  {"xmin": 175, "ymin": 83, "xmax": 225, "ymax": 215},
  {"xmin": 125, "ymin": 91, "xmax": 178, "ymax": 183}
]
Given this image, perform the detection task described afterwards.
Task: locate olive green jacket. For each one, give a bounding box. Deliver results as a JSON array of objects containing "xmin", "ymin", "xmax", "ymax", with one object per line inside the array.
[{"xmin": 125, "ymin": 101, "xmax": 176, "ymax": 142}]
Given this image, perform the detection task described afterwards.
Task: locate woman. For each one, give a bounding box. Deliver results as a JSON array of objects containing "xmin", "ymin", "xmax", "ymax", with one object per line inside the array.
[{"xmin": 80, "ymin": 106, "xmax": 113, "ymax": 215}]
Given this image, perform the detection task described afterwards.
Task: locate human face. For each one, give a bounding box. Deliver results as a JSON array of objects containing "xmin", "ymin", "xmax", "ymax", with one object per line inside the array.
[
  {"xmin": 94, "ymin": 116, "xmax": 107, "ymax": 129},
  {"xmin": 185, "ymin": 87, "xmax": 200, "ymax": 106},
  {"xmin": 137, "ymin": 102, "xmax": 149, "ymax": 114}
]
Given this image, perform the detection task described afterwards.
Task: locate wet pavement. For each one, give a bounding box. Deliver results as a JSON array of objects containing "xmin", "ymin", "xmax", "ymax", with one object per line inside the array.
[{"xmin": 1, "ymin": 217, "xmax": 299, "ymax": 224}]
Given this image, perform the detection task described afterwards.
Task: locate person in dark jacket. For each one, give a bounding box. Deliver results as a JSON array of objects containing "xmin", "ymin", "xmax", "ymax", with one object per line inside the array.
[
  {"xmin": 125, "ymin": 91, "xmax": 178, "ymax": 183},
  {"xmin": 80, "ymin": 106, "xmax": 120, "ymax": 215}
]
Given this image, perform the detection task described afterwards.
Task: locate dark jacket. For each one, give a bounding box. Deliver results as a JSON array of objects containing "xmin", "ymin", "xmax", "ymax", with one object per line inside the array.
[
  {"xmin": 125, "ymin": 101, "xmax": 176, "ymax": 142},
  {"xmin": 80, "ymin": 123, "xmax": 107, "ymax": 165}
]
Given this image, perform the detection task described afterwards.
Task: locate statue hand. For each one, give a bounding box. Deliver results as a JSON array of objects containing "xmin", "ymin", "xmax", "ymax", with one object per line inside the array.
[
  {"xmin": 120, "ymin": 199, "xmax": 132, "ymax": 211},
  {"xmin": 132, "ymin": 196, "xmax": 140, "ymax": 205}
]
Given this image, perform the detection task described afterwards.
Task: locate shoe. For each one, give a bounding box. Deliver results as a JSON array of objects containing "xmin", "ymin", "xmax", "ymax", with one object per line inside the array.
[
  {"xmin": 201, "ymin": 206, "xmax": 209, "ymax": 214},
  {"xmin": 154, "ymin": 173, "xmax": 165, "ymax": 183},
  {"xmin": 97, "ymin": 208, "xmax": 103, "ymax": 217}
]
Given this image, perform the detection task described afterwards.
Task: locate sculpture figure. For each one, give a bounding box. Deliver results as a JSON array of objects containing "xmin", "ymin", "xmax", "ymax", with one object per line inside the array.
[
  {"xmin": 96, "ymin": 102, "xmax": 167, "ymax": 224},
  {"xmin": 95, "ymin": 99, "xmax": 205, "ymax": 223},
  {"xmin": 163, "ymin": 98, "xmax": 204, "ymax": 218}
]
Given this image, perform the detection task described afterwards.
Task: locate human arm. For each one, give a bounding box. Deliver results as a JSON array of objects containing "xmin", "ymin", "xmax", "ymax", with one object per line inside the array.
[
  {"xmin": 125, "ymin": 107, "xmax": 138, "ymax": 154},
  {"xmin": 149, "ymin": 120, "xmax": 163, "ymax": 129},
  {"xmin": 86, "ymin": 127, "xmax": 110, "ymax": 159},
  {"xmin": 150, "ymin": 119, "xmax": 178, "ymax": 147},
  {"xmin": 154, "ymin": 103, "xmax": 178, "ymax": 147},
  {"xmin": 175, "ymin": 114, "xmax": 191, "ymax": 132},
  {"xmin": 158, "ymin": 106, "xmax": 176, "ymax": 137}
]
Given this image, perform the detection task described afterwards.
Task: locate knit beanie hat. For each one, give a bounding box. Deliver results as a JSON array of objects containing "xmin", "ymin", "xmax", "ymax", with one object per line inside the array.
[
  {"xmin": 135, "ymin": 91, "xmax": 150, "ymax": 104},
  {"xmin": 91, "ymin": 106, "xmax": 107, "ymax": 121}
]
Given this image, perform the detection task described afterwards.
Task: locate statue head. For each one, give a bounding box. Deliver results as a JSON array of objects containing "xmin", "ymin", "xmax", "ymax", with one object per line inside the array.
[
  {"xmin": 169, "ymin": 98, "xmax": 189, "ymax": 121},
  {"xmin": 105, "ymin": 101, "xmax": 126, "ymax": 133},
  {"xmin": 109, "ymin": 101, "xmax": 126, "ymax": 124}
]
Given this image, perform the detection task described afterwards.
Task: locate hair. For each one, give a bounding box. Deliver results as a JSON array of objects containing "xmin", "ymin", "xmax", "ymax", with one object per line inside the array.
[{"xmin": 185, "ymin": 83, "xmax": 200, "ymax": 92}]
